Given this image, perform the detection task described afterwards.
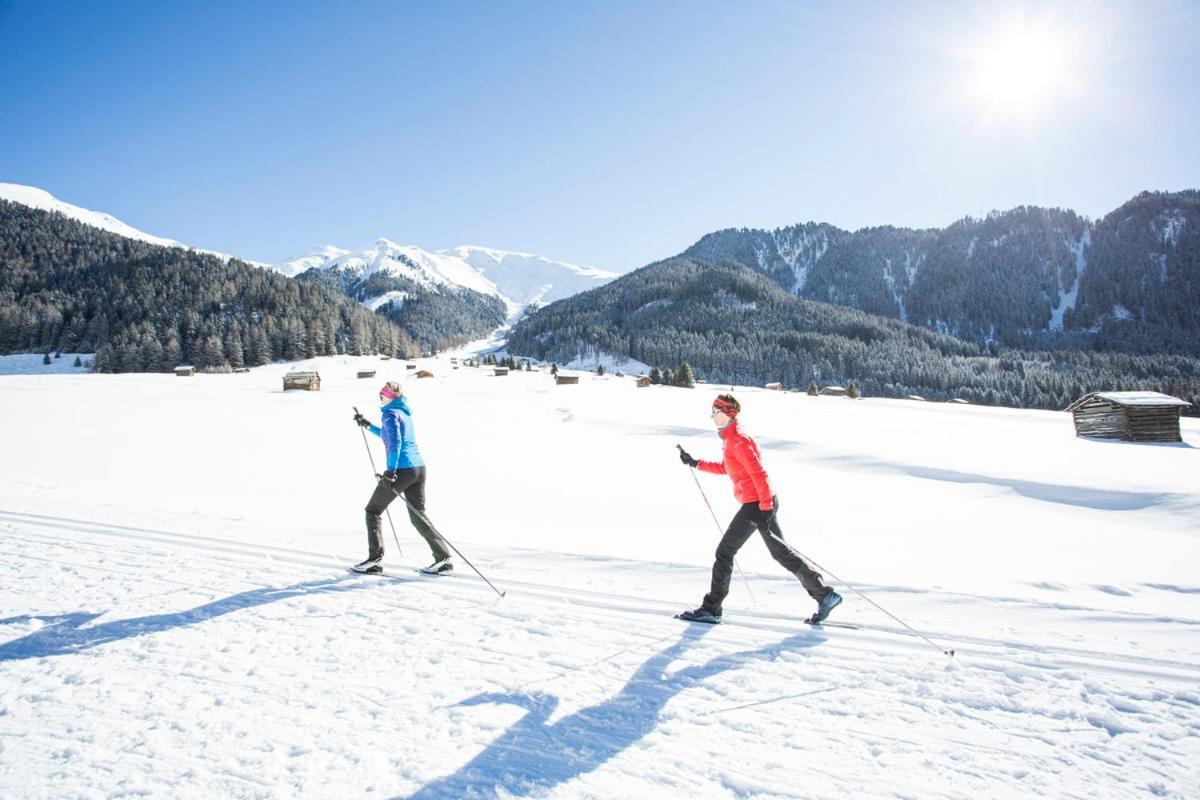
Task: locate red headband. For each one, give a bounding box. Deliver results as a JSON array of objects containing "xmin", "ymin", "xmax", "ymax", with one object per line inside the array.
[
  {"xmin": 712, "ymin": 398, "xmax": 738, "ymax": 416},
  {"xmin": 379, "ymin": 384, "xmax": 400, "ymax": 401}
]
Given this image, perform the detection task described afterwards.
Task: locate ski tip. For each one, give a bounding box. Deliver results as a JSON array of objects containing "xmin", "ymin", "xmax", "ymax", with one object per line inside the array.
[{"xmin": 945, "ymin": 649, "xmax": 956, "ymax": 658}]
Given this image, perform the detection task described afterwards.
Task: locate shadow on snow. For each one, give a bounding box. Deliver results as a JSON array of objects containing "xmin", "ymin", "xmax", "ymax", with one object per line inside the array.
[
  {"xmin": 0, "ymin": 576, "xmax": 369, "ymax": 662},
  {"xmin": 408, "ymin": 624, "xmax": 826, "ymax": 799}
]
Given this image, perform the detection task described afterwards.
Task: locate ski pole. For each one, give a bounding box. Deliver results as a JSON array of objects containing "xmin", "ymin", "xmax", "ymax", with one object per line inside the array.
[
  {"xmin": 392, "ymin": 494, "xmax": 507, "ymax": 599},
  {"xmin": 677, "ymin": 444, "xmax": 757, "ymax": 606},
  {"xmin": 353, "ymin": 406, "xmax": 403, "ymax": 558},
  {"xmin": 767, "ymin": 531, "xmax": 955, "ymax": 658}
]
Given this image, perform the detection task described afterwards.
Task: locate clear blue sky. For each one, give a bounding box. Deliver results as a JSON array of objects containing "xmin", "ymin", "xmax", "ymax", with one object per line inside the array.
[{"xmin": 2, "ymin": 0, "xmax": 1197, "ymax": 271}]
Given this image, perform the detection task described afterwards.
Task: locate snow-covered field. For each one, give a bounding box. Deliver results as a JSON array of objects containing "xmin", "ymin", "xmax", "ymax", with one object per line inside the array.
[{"xmin": 2, "ymin": 356, "xmax": 1198, "ymax": 799}]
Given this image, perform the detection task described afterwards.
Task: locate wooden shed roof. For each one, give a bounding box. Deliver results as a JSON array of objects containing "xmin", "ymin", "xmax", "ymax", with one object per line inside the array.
[{"xmin": 1066, "ymin": 391, "xmax": 1190, "ymax": 412}]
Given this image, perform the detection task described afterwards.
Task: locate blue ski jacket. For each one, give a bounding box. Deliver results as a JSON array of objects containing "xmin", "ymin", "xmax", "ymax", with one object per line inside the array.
[{"xmin": 369, "ymin": 397, "xmax": 426, "ymax": 469}]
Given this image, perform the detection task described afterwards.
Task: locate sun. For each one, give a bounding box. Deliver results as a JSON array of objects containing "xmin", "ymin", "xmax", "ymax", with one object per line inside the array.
[{"xmin": 960, "ymin": 16, "xmax": 1083, "ymax": 123}]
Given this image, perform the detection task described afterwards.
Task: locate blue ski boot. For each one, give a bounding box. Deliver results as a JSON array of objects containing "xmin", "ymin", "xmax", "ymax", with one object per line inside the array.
[
  {"xmin": 807, "ymin": 591, "xmax": 842, "ymax": 624},
  {"xmin": 675, "ymin": 607, "xmax": 722, "ymax": 624}
]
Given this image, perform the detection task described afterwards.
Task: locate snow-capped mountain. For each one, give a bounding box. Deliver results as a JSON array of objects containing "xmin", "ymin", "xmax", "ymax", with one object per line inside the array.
[
  {"xmin": 271, "ymin": 245, "xmax": 350, "ymax": 278},
  {"xmin": 0, "ymin": 182, "xmax": 254, "ymax": 264},
  {"xmin": 273, "ymin": 241, "xmax": 618, "ymax": 314},
  {"xmin": 442, "ymin": 245, "xmax": 620, "ymax": 308}
]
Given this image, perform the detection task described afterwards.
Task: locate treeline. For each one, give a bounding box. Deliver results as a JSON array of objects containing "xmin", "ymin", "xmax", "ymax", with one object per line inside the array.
[
  {"xmin": 683, "ymin": 190, "xmax": 1200, "ymax": 357},
  {"xmin": 299, "ymin": 265, "xmax": 507, "ymax": 352},
  {"xmin": 508, "ymin": 257, "xmax": 1200, "ymax": 413},
  {"xmin": 0, "ymin": 200, "xmax": 415, "ymax": 372}
]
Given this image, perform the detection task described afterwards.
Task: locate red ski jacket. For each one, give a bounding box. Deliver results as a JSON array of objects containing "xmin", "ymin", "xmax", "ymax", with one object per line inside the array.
[{"xmin": 698, "ymin": 420, "xmax": 774, "ymax": 510}]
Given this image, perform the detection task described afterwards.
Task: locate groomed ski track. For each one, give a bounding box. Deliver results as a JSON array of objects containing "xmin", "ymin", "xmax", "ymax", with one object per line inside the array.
[{"xmin": 5, "ymin": 508, "xmax": 1197, "ymax": 687}]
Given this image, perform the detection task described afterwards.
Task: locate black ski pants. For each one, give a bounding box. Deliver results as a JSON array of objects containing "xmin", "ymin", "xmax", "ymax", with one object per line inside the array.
[
  {"xmin": 702, "ymin": 496, "xmax": 831, "ymax": 616},
  {"xmin": 364, "ymin": 466, "xmax": 450, "ymax": 562}
]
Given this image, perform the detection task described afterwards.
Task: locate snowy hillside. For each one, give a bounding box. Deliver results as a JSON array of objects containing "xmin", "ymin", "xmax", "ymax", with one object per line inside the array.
[
  {"xmin": 445, "ymin": 245, "xmax": 620, "ymax": 308},
  {"xmin": 0, "ymin": 182, "xmax": 253, "ymax": 265},
  {"xmin": 275, "ymin": 242, "xmax": 617, "ymax": 315},
  {"xmin": 2, "ymin": 360, "xmax": 1198, "ymax": 798}
]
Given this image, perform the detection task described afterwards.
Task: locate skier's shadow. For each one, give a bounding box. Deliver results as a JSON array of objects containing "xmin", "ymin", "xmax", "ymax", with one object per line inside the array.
[
  {"xmin": 408, "ymin": 624, "xmax": 826, "ymax": 799},
  {"xmin": 0, "ymin": 576, "xmax": 368, "ymax": 662}
]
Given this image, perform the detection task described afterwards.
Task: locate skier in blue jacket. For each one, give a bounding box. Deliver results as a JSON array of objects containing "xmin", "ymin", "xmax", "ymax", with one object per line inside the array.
[{"xmin": 352, "ymin": 381, "xmax": 452, "ymax": 575}]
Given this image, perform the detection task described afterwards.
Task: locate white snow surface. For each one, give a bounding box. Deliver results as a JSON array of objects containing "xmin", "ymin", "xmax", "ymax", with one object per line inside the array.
[
  {"xmin": 0, "ymin": 353, "xmax": 92, "ymax": 375},
  {"xmin": 0, "ymin": 183, "xmax": 255, "ymax": 265},
  {"xmin": 2, "ymin": 358, "xmax": 1199, "ymax": 799}
]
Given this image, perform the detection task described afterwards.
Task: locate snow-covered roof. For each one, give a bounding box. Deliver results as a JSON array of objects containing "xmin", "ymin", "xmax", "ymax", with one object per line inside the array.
[
  {"xmin": 1094, "ymin": 393, "xmax": 1185, "ymax": 407},
  {"xmin": 1075, "ymin": 391, "xmax": 1191, "ymax": 408}
]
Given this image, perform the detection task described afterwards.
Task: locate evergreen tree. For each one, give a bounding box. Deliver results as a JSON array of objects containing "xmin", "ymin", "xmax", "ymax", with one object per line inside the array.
[
  {"xmin": 807, "ymin": 380, "xmax": 819, "ymax": 396},
  {"xmin": 676, "ymin": 362, "xmax": 696, "ymax": 388},
  {"xmin": 73, "ymin": 356, "xmax": 82, "ymax": 367},
  {"xmin": 847, "ymin": 380, "xmax": 861, "ymax": 399},
  {"xmin": 42, "ymin": 352, "xmax": 50, "ymax": 365},
  {"xmin": 649, "ymin": 366, "xmax": 662, "ymax": 385},
  {"xmin": 596, "ymin": 363, "xmax": 606, "ymax": 376}
]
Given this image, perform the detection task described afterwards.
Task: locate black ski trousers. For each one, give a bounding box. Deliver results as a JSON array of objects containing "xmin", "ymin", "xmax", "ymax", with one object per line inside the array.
[
  {"xmin": 364, "ymin": 466, "xmax": 450, "ymax": 562},
  {"xmin": 702, "ymin": 496, "xmax": 831, "ymax": 616}
]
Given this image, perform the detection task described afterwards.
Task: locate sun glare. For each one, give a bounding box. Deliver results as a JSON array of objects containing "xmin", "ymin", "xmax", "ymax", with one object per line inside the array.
[{"xmin": 961, "ymin": 16, "xmax": 1083, "ymax": 123}]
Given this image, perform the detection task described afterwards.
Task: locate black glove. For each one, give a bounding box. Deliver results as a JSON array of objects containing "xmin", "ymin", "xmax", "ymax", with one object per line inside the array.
[
  {"xmin": 678, "ymin": 447, "xmax": 698, "ymax": 468},
  {"xmin": 378, "ymin": 469, "xmax": 398, "ymax": 483},
  {"xmin": 353, "ymin": 412, "xmax": 370, "ymax": 428}
]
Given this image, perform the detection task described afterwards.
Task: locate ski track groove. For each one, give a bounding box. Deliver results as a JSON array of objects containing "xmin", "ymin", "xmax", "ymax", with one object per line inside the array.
[{"xmin": 4, "ymin": 508, "xmax": 1199, "ymax": 689}]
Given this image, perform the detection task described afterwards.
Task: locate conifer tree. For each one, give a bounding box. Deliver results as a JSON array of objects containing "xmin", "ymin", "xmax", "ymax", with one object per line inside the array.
[{"xmin": 676, "ymin": 362, "xmax": 696, "ymax": 388}]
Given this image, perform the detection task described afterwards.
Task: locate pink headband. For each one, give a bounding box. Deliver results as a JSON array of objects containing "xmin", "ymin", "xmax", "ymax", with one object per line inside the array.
[{"xmin": 379, "ymin": 385, "xmax": 400, "ymax": 400}]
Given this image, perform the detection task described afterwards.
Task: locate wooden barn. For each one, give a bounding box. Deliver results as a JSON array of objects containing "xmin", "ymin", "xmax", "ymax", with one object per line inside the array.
[
  {"xmin": 406, "ymin": 364, "xmax": 417, "ymax": 370},
  {"xmin": 283, "ymin": 371, "xmax": 321, "ymax": 391},
  {"xmin": 357, "ymin": 370, "xmax": 376, "ymax": 379},
  {"xmin": 636, "ymin": 376, "xmax": 652, "ymax": 388},
  {"xmin": 234, "ymin": 367, "xmax": 250, "ymax": 374},
  {"xmin": 765, "ymin": 382, "xmax": 783, "ymax": 391},
  {"xmin": 556, "ymin": 375, "xmax": 579, "ymax": 385},
  {"xmin": 948, "ymin": 398, "xmax": 970, "ymax": 404},
  {"xmin": 1066, "ymin": 391, "xmax": 1190, "ymax": 442},
  {"xmin": 417, "ymin": 370, "xmax": 434, "ymax": 379},
  {"xmin": 494, "ymin": 367, "xmax": 509, "ymax": 376},
  {"xmin": 174, "ymin": 366, "xmax": 196, "ymax": 377},
  {"xmin": 819, "ymin": 386, "xmax": 846, "ymax": 397},
  {"xmin": 905, "ymin": 395, "xmax": 926, "ymax": 402}
]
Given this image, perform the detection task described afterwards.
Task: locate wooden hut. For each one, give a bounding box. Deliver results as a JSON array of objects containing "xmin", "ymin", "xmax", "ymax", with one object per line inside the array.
[
  {"xmin": 636, "ymin": 376, "xmax": 652, "ymax": 388},
  {"xmin": 417, "ymin": 370, "xmax": 434, "ymax": 379},
  {"xmin": 174, "ymin": 366, "xmax": 196, "ymax": 377},
  {"xmin": 494, "ymin": 367, "xmax": 509, "ymax": 376},
  {"xmin": 380, "ymin": 355, "xmax": 392, "ymax": 360},
  {"xmin": 948, "ymin": 398, "xmax": 970, "ymax": 405},
  {"xmin": 406, "ymin": 364, "xmax": 417, "ymax": 370},
  {"xmin": 234, "ymin": 367, "xmax": 250, "ymax": 374},
  {"xmin": 819, "ymin": 386, "xmax": 846, "ymax": 397},
  {"xmin": 905, "ymin": 395, "xmax": 926, "ymax": 402},
  {"xmin": 765, "ymin": 382, "xmax": 783, "ymax": 391},
  {"xmin": 283, "ymin": 371, "xmax": 321, "ymax": 391},
  {"xmin": 556, "ymin": 375, "xmax": 579, "ymax": 385},
  {"xmin": 1066, "ymin": 391, "xmax": 1189, "ymax": 442},
  {"xmin": 357, "ymin": 370, "xmax": 376, "ymax": 379}
]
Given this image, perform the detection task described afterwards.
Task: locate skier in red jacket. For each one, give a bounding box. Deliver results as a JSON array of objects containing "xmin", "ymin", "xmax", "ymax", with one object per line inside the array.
[{"xmin": 676, "ymin": 393, "xmax": 841, "ymax": 624}]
